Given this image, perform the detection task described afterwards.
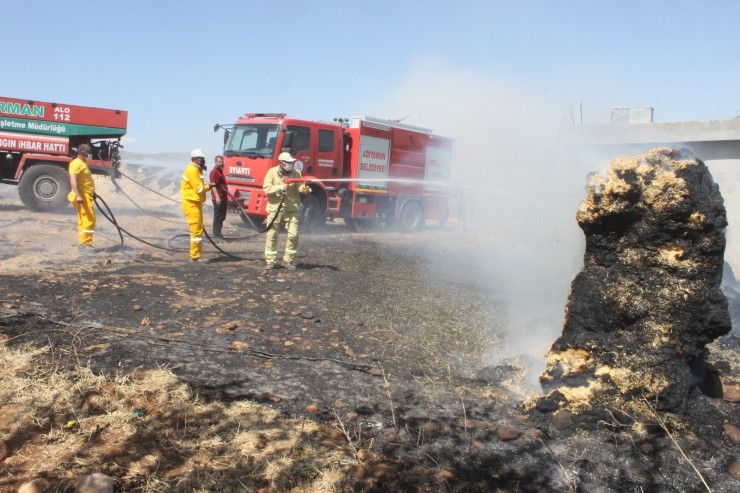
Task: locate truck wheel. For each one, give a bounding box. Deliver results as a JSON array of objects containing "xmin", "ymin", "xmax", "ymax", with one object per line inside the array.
[
  {"xmin": 399, "ymin": 200, "xmax": 425, "ymax": 231},
  {"xmin": 18, "ymin": 164, "xmax": 71, "ymax": 212},
  {"xmin": 300, "ymin": 195, "xmax": 325, "ymax": 233}
]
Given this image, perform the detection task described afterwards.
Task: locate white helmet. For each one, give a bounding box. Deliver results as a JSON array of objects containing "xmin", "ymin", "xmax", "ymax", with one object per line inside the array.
[
  {"xmin": 191, "ymin": 149, "xmax": 206, "ymax": 159},
  {"xmin": 278, "ymin": 151, "xmax": 296, "ymax": 163}
]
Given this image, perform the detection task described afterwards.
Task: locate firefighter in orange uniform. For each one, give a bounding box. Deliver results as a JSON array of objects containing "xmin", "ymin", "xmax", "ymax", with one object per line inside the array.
[
  {"xmin": 181, "ymin": 149, "xmax": 211, "ymax": 261},
  {"xmin": 263, "ymin": 152, "xmax": 310, "ymax": 270},
  {"xmin": 68, "ymin": 143, "xmax": 96, "ymax": 247}
]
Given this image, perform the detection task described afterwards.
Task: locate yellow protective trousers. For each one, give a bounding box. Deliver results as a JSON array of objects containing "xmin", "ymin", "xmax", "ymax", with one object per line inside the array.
[
  {"xmin": 181, "ymin": 199, "xmax": 204, "ymax": 259},
  {"xmin": 264, "ymin": 209, "xmax": 300, "ymax": 265},
  {"xmin": 72, "ymin": 193, "xmax": 96, "ymax": 245}
]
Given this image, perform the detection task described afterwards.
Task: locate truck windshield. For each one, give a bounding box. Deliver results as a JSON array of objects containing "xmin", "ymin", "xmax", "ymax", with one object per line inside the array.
[{"xmin": 224, "ymin": 124, "xmax": 280, "ymax": 158}]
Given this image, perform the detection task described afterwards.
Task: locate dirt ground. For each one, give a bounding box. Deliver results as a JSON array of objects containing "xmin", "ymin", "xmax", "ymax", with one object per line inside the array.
[{"xmin": 1, "ymin": 169, "xmax": 739, "ymax": 492}]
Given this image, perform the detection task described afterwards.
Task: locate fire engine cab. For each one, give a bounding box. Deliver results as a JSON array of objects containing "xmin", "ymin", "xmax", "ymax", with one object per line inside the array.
[{"xmin": 216, "ymin": 113, "xmax": 454, "ymax": 232}]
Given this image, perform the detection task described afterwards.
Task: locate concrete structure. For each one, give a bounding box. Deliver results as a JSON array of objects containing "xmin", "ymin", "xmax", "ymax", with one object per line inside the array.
[
  {"xmin": 561, "ymin": 117, "xmax": 740, "ymax": 326},
  {"xmin": 560, "ymin": 118, "xmax": 740, "ymax": 161}
]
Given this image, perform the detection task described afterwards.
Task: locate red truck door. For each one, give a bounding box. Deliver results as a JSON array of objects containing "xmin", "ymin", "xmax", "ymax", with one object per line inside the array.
[
  {"xmin": 285, "ymin": 123, "xmax": 343, "ymax": 181},
  {"xmin": 285, "ymin": 124, "xmax": 311, "ymax": 169},
  {"xmin": 310, "ymin": 126, "xmax": 342, "ymax": 180}
]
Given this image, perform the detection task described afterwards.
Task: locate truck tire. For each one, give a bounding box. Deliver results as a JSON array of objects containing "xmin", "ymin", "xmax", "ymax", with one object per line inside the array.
[
  {"xmin": 300, "ymin": 194, "xmax": 325, "ymax": 233},
  {"xmin": 399, "ymin": 200, "xmax": 425, "ymax": 232},
  {"xmin": 18, "ymin": 164, "xmax": 71, "ymax": 212}
]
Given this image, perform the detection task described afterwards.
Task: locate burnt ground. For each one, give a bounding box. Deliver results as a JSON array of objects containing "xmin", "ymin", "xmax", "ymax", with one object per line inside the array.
[{"xmin": 1, "ymin": 203, "xmax": 740, "ymax": 491}]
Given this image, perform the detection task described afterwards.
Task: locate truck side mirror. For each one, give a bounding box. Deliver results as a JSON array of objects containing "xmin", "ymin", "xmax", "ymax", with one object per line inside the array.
[{"xmin": 283, "ymin": 130, "xmax": 294, "ymax": 149}]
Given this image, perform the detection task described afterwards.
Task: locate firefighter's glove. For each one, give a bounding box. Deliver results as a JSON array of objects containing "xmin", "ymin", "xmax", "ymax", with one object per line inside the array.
[
  {"xmin": 299, "ymin": 184, "xmax": 311, "ymax": 195},
  {"xmin": 278, "ymin": 184, "xmax": 288, "ymax": 194}
]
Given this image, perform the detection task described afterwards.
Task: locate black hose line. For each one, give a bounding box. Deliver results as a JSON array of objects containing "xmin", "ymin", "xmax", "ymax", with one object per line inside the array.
[
  {"xmin": 217, "ymin": 184, "xmax": 284, "ymax": 234},
  {"xmin": 117, "ymin": 169, "xmax": 182, "ymax": 204},
  {"xmin": 94, "ymin": 193, "xmax": 178, "ymax": 252},
  {"xmin": 94, "ymin": 193, "xmax": 263, "ymax": 261},
  {"xmin": 93, "ymin": 193, "xmax": 125, "ymax": 246},
  {"xmin": 109, "ymin": 175, "xmax": 182, "ymax": 224},
  {"xmin": 92, "ymin": 170, "xmax": 290, "ymax": 261},
  {"xmin": 117, "ymin": 169, "xmax": 281, "ymax": 237}
]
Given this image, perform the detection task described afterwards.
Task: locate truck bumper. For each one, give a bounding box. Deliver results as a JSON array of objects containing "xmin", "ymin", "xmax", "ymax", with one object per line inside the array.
[{"xmin": 231, "ymin": 186, "xmax": 268, "ymax": 218}]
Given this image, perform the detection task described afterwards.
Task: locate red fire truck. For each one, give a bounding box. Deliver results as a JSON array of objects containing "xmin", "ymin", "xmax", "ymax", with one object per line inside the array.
[
  {"xmin": 214, "ymin": 113, "xmax": 454, "ymax": 231},
  {"xmin": 0, "ymin": 96, "xmax": 127, "ymax": 211}
]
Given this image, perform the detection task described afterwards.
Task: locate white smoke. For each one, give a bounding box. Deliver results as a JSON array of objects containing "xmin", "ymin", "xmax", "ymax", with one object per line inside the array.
[
  {"xmin": 121, "ymin": 151, "xmax": 191, "ymax": 171},
  {"xmin": 361, "ymin": 59, "xmax": 622, "ymax": 384},
  {"xmin": 705, "ymin": 159, "xmax": 740, "ymax": 269},
  {"xmin": 361, "ymin": 56, "xmax": 740, "ymax": 369}
]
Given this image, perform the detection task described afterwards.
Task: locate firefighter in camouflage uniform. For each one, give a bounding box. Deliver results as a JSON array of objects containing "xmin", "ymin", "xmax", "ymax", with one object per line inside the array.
[{"xmin": 263, "ymin": 152, "xmax": 310, "ymax": 270}]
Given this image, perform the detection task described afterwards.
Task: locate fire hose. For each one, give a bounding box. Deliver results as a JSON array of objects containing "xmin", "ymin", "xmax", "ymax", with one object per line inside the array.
[
  {"xmin": 91, "ymin": 176, "xmax": 311, "ymax": 260},
  {"xmin": 117, "ymin": 168, "xmax": 308, "ymax": 235},
  {"xmin": 110, "ymin": 170, "xmax": 183, "ymax": 224},
  {"xmin": 115, "ymin": 169, "xmax": 257, "ymax": 238},
  {"xmin": 92, "ymin": 192, "xmax": 254, "ymax": 260},
  {"xmin": 225, "ymin": 179, "xmax": 311, "ymax": 233}
]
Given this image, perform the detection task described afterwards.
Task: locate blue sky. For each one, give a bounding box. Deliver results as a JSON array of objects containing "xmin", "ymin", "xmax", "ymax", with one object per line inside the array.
[{"xmin": 3, "ymin": 0, "xmax": 740, "ymax": 161}]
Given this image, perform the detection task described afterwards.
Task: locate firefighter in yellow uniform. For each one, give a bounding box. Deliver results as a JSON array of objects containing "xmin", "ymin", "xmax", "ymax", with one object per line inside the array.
[
  {"xmin": 263, "ymin": 152, "xmax": 310, "ymax": 270},
  {"xmin": 68, "ymin": 143, "xmax": 96, "ymax": 246},
  {"xmin": 181, "ymin": 149, "xmax": 211, "ymax": 261}
]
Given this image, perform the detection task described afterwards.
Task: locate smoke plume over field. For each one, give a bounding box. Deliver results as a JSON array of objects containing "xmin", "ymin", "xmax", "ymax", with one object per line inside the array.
[
  {"xmin": 363, "ymin": 61, "xmax": 601, "ymax": 378},
  {"xmin": 366, "ymin": 59, "xmax": 740, "ymax": 373}
]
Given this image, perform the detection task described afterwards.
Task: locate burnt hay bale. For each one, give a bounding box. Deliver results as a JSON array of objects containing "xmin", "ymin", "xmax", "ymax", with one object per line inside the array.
[{"xmin": 540, "ymin": 147, "xmax": 730, "ymax": 411}]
